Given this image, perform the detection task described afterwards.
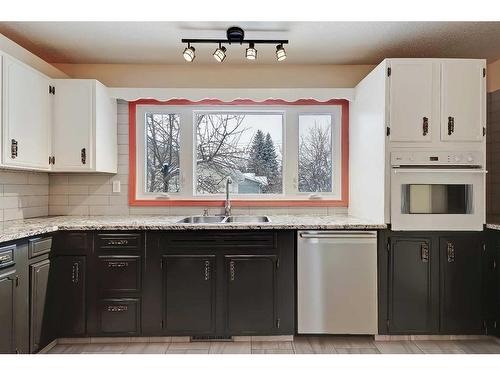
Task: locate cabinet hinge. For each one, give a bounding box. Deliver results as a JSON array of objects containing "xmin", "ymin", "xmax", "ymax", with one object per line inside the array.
[
  {"xmin": 276, "ymin": 318, "xmax": 280, "ymax": 329},
  {"xmin": 482, "ymin": 243, "xmax": 486, "ymax": 253},
  {"xmin": 161, "ymin": 320, "xmax": 164, "ymax": 329},
  {"xmin": 276, "ymin": 258, "xmax": 280, "ymax": 269},
  {"xmin": 483, "ymin": 68, "xmax": 486, "ymax": 78},
  {"xmin": 387, "ymin": 238, "xmax": 391, "ymax": 252},
  {"xmin": 483, "ymin": 127, "xmax": 486, "ymax": 137},
  {"xmin": 386, "ymin": 126, "xmax": 391, "ymax": 137},
  {"xmin": 386, "ymin": 319, "xmax": 390, "ymax": 329},
  {"xmin": 15, "ymin": 276, "xmax": 19, "ymax": 288},
  {"xmin": 387, "ymin": 67, "xmax": 391, "ymax": 77}
]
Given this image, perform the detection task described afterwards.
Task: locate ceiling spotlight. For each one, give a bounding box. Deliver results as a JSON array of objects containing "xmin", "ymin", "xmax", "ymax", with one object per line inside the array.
[
  {"xmin": 183, "ymin": 44, "xmax": 196, "ymax": 62},
  {"xmin": 246, "ymin": 42, "xmax": 257, "ymax": 60},
  {"xmin": 213, "ymin": 43, "xmax": 227, "ymax": 63},
  {"xmin": 276, "ymin": 44, "xmax": 287, "ymax": 62}
]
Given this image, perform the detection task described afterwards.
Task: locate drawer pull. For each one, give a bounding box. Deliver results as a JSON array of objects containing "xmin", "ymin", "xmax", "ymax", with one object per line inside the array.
[
  {"xmin": 422, "ymin": 117, "xmax": 429, "ymax": 136},
  {"xmin": 204, "ymin": 260, "xmax": 210, "ymax": 281},
  {"xmin": 107, "ymin": 261, "xmax": 129, "ymax": 268},
  {"xmin": 0, "ymin": 254, "xmax": 12, "ymax": 264},
  {"xmin": 107, "ymin": 305, "xmax": 128, "ymax": 312},
  {"xmin": 107, "ymin": 239, "xmax": 129, "ymax": 246}
]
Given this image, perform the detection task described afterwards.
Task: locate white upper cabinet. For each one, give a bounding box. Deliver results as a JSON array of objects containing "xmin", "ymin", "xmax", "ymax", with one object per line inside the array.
[
  {"xmin": 387, "ymin": 58, "xmax": 486, "ymax": 146},
  {"xmin": 388, "ymin": 60, "xmax": 437, "ymax": 143},
  {"xmin": 440, "ymin": 60, "xmax": 486, "ymax": 142},
  {"xmin": 1, "ymin": 54, "xmax": 51, "ymax": 171},
  {"xmin": 51, "ymin": 79, "xmax": 117, "ymax": 173}
]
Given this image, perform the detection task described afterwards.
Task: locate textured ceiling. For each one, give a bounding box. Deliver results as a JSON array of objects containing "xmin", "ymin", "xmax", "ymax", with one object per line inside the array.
[{"xmin": 1, "ymin": 21, "xmax": 500, "ymax": 65}]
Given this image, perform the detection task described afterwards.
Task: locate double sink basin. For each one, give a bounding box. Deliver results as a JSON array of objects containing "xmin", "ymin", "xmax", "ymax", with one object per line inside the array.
[{"xmin": 177, "ymin": 215, "xmax": 270, "ymax": 224}]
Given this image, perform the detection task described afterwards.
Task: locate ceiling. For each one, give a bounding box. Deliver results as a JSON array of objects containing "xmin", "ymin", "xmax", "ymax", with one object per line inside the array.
[{"xmin": 1, "ymin": 21, "xmax": 500, "ymax": 65}]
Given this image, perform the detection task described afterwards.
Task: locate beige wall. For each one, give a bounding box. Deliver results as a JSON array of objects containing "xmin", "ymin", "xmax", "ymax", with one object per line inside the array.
[
  {"xmin": 488, "ymin": 59, "xmax": 500, "ymax": 93},
  {"xmin": 53, "ymin": 63, "xmax": 374, "ymax": 88}
]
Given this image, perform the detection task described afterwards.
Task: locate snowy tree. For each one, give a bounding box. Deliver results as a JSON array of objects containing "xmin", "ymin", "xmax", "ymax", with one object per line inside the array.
[
  {"xmin": 247, "ymin": 129, "xmax": 266, "ymax": 175},
  {"xmin": 298, "ymin": 122, "xmax": 332, "ymax": 192},
  {"xmin": 262, "ymin": 132, "xmax": 281, "ymax": 193}
]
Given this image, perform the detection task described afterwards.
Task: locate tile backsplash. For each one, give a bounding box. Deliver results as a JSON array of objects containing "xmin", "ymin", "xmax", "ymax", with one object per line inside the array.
[
  {"xmin": 48, "ymin": 100, "xmax": 347, "ymax": 218},
  {"xmin": 0, "ymin": 170, "xmax": 49, "ymax": 222}
]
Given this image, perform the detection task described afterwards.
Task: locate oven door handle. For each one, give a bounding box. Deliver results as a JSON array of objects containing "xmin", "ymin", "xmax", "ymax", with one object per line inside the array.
[{"xmin": 392, "ymin": 169, "xmax": 487, "ymax": 174}]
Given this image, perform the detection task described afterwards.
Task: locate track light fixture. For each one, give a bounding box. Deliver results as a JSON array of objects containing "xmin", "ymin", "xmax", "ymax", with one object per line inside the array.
[
  {"xmin": 181, "ymin": 26, "xmax": 288, "ymax": 63},
  {"xmin": 213, "ymin": 43, "xmax": 227, "ymax": 63},
  {"xmin": 276, "ymin": 44, "xmax": 287, "ymax": 62},
  {"xmin": 183, "ymin": 43, "xmax": 196, "ymax": 62},
  {"xmin": 246, "ymin": 42, "xmax": 257, "ymax": 60}
]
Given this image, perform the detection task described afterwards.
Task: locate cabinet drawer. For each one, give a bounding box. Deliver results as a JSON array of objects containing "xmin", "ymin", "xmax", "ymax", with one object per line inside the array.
[
  {"xmin": 56, "ymin": 232, "xmax": 89, "ymax": 253},
  {"xmin": 0, "ymin": 245, "xmax": 15, "ymax": 269},
  {"xmin": 97, "ymin": 234, "xmax": 141, "ymax": 251},
  {"xmin": 98, "ymin": 298, "xmax": 140, "ymax": 335},
  {"xmin": 97, "ymin": 256, "xmax": 141, "ymax": 293},
  {"xmin": 165, "ymin": 231, "xmax": 277, "ymax": 249},
  {"xmin": 28, "ymin": 237, "xmax": 52, "ymax": 259}
]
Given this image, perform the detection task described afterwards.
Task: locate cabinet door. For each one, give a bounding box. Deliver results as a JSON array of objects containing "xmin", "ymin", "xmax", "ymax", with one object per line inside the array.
[
  {"xmin": 440, "ymin": 236, "xmax": 484, "ymax": 333},
  {"xmin": 52, "ymin": 79, "xmax": 93, "ymax": 171},
  {"xmin": 388, "ymin": 237, "xmax": 438, "ymax": 333},
  {"xmin": 388, "ymin": 60, "xmax": 436, "ymax": 143},
  {"xmin": 30, "ymin": 259, "xmax": 51, "ymax": 353},
  {"xmin": 54, "ymin": 256, "xmax": 86, "ymax": 337},
  {"xmin": 225, "ymin": 255, "xmax": 278, "ymax": 334},
  {"xmin": 0, "ymin": 269, "xmax": 16, "ymax": 354},
  {"xmin": 495, "ymin": 235, "xmax": 500, "ymax": 337},
  {"xmin": 163, "ymin": 255, "xmax": 216, "ymax": 334},
  {"xmin": 2, "ymin": 56, "xmax": 50, "ymax": 170},
  {"xmin": 441, "ymin": 60, "xmax": 485, "ymax": 142}
]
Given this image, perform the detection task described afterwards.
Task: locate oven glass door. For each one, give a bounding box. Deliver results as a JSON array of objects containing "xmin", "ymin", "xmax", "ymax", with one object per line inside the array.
[{"xmin": 391, "ymin": 168, "xmax": 485, "ymax": 231}]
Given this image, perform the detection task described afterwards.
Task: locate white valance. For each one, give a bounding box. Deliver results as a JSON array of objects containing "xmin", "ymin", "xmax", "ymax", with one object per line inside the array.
[{"xmin": 108, "ymin": 88, "xmax": 355, "ymax": 102}]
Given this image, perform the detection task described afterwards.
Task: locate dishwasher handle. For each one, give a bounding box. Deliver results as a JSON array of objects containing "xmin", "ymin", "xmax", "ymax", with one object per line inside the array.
[{"xmin": 299, "ymin": 231, "xmax": 377, "ymax": 239}]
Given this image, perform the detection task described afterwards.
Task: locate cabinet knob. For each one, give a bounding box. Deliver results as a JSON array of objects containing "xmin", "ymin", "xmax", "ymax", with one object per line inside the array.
[
  {"xmin": 420, "ymin": 243, "xmax": 429, "ymax": 263},
  {"xmin": 447, "ymin": 242, "xmax": 455, "ymax": 263},
  {"xmin": 422, "ymin": 117, "xmax": 429, "ymax": 136},
  {"xmin": 448, "ymin": 116, "xmax": 455, "ymax": 135},
  {"xmin": 81, "ymin": 148, "xmax": 87, "ymax": 164}
]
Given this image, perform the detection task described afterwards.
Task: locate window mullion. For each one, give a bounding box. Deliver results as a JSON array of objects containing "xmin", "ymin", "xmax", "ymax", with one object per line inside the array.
[{"xmin": 179, "ymin": 109, "xmax": 194, "ymax": 197}]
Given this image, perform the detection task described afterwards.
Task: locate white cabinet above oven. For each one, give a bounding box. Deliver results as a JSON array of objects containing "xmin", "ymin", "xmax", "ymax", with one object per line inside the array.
[{"xmin": 387, "ymin": 58, "xmax": 486, "ymax": 145}]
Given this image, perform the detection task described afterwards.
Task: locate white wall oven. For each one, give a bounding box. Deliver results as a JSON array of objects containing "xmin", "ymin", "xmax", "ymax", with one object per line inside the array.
[{"xmin": 390, "ymin": 151, "xmax": 485, "ymax": 231}]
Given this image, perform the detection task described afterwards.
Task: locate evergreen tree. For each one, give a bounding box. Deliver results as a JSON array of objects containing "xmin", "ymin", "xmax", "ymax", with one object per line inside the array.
[
  {"xmin": 262, "ymin": 133, "xmax": 281, "ymax": 193},
  {"xmin": 247, "ymin": 129, "xmax": 266, "ymax": 175}
]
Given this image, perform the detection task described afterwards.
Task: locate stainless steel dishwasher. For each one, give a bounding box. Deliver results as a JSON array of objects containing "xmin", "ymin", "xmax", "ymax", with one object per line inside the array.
[{"xmin": 297, "ymin": 231, "xmax": 378, "ymax": 334}]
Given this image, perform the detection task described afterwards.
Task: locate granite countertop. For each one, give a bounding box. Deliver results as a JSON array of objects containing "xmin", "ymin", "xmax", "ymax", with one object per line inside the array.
[
  {"xmin": 486, "ymin": 223, "xmax": 500, "ymax": 231},
  {"xmin": 0, "ymin": 215, "xmax": 387, "ymax": 243}
]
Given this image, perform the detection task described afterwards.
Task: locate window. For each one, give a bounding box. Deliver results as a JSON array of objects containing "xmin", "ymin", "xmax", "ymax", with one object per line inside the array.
[
  {"xmin": 298, "ymin": 114, "xmax": 333, "ymax": 193},
  {"xmin": 131, "ymin": 100, "xmax": 348, "ymax": 206},
  {"xmin": 145, "ymin": 113, "xmax": 180, "ymax": 193},
  {"xmin": 196, "ymin": 112, "xmax": 283, "ymax": 195}
]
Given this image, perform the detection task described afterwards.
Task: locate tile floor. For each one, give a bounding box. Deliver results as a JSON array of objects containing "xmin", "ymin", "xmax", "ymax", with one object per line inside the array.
[{"xmin": 45, "ymin": 336, "xmax": 500, "ymax": 354}]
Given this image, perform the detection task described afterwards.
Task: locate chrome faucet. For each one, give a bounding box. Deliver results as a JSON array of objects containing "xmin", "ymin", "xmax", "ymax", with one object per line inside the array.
[{"xmin": 224, "ymin": 177, "xmax": 232, "ymax": 217}]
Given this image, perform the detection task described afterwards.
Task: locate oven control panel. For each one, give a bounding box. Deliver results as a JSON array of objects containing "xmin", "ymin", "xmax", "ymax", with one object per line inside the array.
[{"xmin": 391, "ymin": 151, "xmax": 484, "ymax": 167}]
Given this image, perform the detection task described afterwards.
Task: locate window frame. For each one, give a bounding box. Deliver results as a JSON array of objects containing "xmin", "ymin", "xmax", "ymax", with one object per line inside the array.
[{"xmin": 129, "ymin": 99, "xmax": 349, "ymax": 207}]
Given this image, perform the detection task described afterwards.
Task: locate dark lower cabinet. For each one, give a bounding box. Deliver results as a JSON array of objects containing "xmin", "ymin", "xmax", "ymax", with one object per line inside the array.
[
  {"xmin": 98, "ymin": 298, "xmax": 140, "ymax": 335},
  {"xmin": 379, "ymin": 231, "xmax": 486, "ymax": 335},
  {"xmin": 440, "ymin": 236, "xmax": 483, "ymax": 334},
  {"xmin": 29, "ymin": 259, "xmax": 51, "ymax": 353},
  {"xmin": 163, "ymin": 255, "xmax": 216, "ymax": 334},
  {"xmin": 53, "ymin": 256, "xmax": 86, "ymax": 337},
  {"xmin": 225, "ymin": 255, "xmax": 278, "ymax": 334},
  {"xmin": 0, "ymin": 268, "xmax": 16, "ymax": 353},
  {"xmin": 387, "ymin": 236, "xmax": 438, "ymax": 334},
  {"xmin": 143, "ymin": 230, "xmax": 294, "ymax": 337}
]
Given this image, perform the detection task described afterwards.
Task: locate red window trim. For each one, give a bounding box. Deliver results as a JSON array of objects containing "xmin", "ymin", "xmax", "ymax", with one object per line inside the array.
[{"xmin": 128, "ymin": 98, "xmax": 349, "ymax": 207}]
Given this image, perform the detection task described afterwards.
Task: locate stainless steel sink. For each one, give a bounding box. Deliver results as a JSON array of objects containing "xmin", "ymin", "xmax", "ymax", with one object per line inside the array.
[
  {"xmin": 176, "ymin": 215, "xmax": 270, "ymax": 224},
  {"xmin": 223, "ymin": 216, "xmax": 270, "ymax": 223},
  {"xmin": 176, "ymin": 216, "xmax": 225, "ymax": 224}
]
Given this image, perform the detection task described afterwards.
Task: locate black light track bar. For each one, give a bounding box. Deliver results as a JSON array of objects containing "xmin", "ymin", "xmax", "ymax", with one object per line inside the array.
[{"xmin": 181, "ymin": 39, "xmax": 288, "ymax": 45}]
